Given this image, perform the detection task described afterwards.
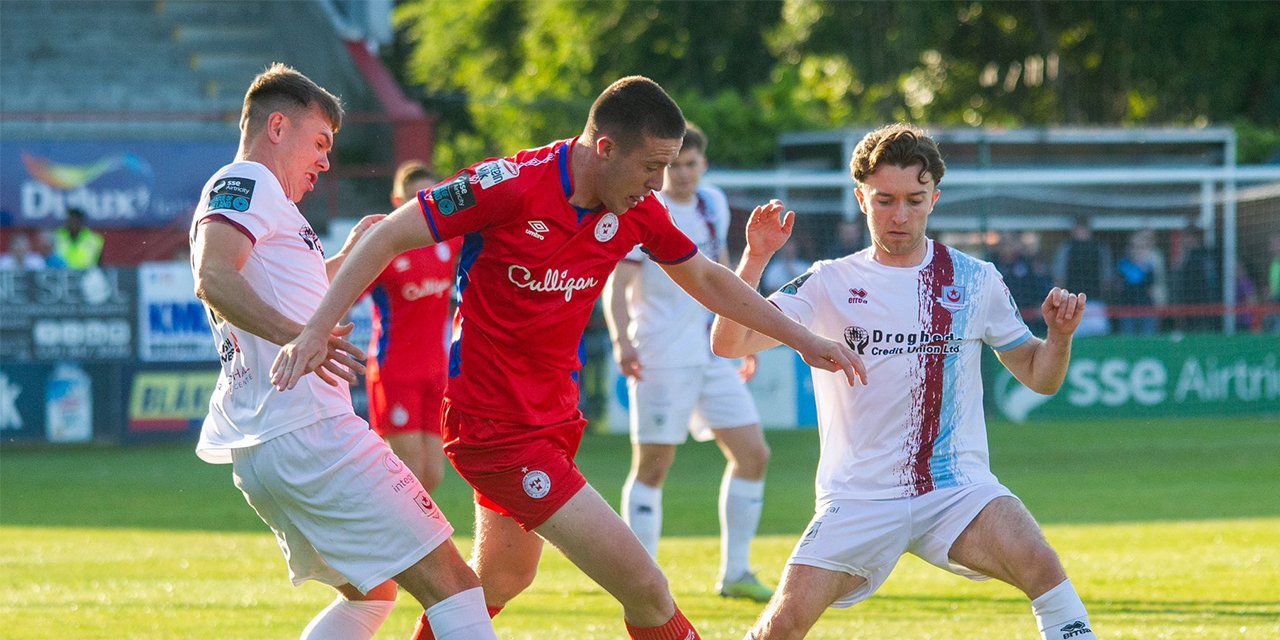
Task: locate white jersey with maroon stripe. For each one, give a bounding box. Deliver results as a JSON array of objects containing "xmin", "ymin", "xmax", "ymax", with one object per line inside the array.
[
  {"xmin": 769, "ymin": 239, "xmax": 1031, "ymax": 502},
  {"xmin": 189, "ymin": 160, "xmax": 353, "ymax": 464}
]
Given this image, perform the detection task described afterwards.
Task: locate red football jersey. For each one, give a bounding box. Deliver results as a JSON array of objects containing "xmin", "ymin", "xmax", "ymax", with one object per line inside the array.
[
  {"xmin": 419, "ymin": 138, "xmax": 697, "ymax": 424},
  {"xmin": 366, "ymin": 239, "xmax": 461, "ymax": 384}
]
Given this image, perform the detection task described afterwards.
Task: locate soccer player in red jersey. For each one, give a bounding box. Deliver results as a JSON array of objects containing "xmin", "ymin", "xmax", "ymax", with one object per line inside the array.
[
  {"xmin": 365, "ymin": 160, "xmax": 461, "ymax": 492},
  {"xmin": 272, "ymin": 76, "xmax": 867, "ymax": 640}
]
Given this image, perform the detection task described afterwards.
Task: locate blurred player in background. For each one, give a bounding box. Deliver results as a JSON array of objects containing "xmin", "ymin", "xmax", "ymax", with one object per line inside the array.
[
  {"xmin": 713, "ymin": 124, "xmax": 1098, "ymax": 640},
  {"xmin": 190, "ymin": 63, "xmax": 495, "ymax": 640},
  {"xmin": 604, "ymin": 122, "xmax": 774, "ymax": 602},
  {"xmin": 272, "ymin": 75, "xmax": 865, "ymax": 640},
  {"xmin": 366, "ymin": 160, "xmax": 460, "ymax": 492}
]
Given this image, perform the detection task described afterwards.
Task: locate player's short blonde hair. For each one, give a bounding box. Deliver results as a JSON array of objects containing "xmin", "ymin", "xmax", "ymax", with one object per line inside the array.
[{"xmin": 240, "ymin": 62, "xmax": 344, "ymax": 138}]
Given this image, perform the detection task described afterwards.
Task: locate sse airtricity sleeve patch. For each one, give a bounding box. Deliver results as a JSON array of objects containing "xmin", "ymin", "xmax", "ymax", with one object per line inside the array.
[
  {"xmin": 430, "ymin": 177, "xmax": 477, "ymax": 216},
  {"xmin": 207, "ymin": 177, "xmax": 256, "ymax": 213}
]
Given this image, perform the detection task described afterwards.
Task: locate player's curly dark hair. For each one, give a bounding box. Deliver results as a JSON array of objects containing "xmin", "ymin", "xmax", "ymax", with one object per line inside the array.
[
  {"xmin": 240, "ymin": 62, "xmax": 344, "ymax": 137},
  {"xmin": 850, "ymin": 124, "xmax": 946, "ymax": 187},
  {"xmin": 585, "ymin": 76, "xmax": 685, "ymax": 151}
]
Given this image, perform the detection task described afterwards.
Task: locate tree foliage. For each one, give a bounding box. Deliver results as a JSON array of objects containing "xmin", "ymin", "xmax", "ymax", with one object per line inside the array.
[{"xmin": 391, "ymin": 0, "xmax": 1280, "ymax": 169}]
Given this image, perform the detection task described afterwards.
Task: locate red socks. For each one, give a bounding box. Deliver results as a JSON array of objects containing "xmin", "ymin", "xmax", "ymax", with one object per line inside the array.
[
  {"xmin": 410, "ymin": 605, "xmax": 504, "ymax": 640},
  {"xmin": 626, "ymin": 607, "xmax": 700, "ymax": 640}
]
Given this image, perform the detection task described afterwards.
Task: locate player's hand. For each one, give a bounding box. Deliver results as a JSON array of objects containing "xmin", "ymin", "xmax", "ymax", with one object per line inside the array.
[
  {"xmin": 1041, "ymin": 288, "xmax": 1087, "ymax": 338},
  {"xmin": 271, "ymin": 323, "xmax": 365, "ymax": 391},
  {"xmin": 796, "ymin": 333, "xmax": 867, "ymax": 387},
  {"xmin": 336, "ymin": 214, "xmax": 386, "ymax": 256},
  {"xmin": 744, "ymin": 199, "xmax": 796, "ymax": 259},
  {"xmin": 738, "ymin": 353, "xmax": 758, "ymax": 383},
  {"xmin": 613, "ymin": 341, "xmax": 643, "ymax": 380}
]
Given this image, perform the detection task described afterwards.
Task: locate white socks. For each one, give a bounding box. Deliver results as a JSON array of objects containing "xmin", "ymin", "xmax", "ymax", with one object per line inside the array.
[
  {"xmin": 1032, "ymin": 579, "xmax": 1097, "ymax": 639},
  {"xmin": 300, "ymin": 596, "xmax": 394, "ymax": 640},
  {"xmin": 720, "ymin": 475, "xmax": 765, "ymax": 582},
  {"xmin": 425, "ymin": 587, "xmax": 498, "ymax": 640},
  {"xmin": 622, "ymin": 477, "xmax": 663, "ymax": 559}
]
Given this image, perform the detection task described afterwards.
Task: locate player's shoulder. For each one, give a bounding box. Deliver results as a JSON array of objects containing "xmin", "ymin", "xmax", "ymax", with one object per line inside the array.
[
  {"xmin": 453, "ymin": 139, "xmax": 566, "ymax": 203},
  {"xmin": 201, "ymin": 161, "xmax": 277, "ymax": 216},
  {"xmin": 695, "ymin": 184, "xmax": 729, "ymax": 207}
]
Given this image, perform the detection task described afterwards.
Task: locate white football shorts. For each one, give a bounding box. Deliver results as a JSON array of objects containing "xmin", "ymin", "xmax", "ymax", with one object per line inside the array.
[
  {"xmin": 788, "ymin": 482, "xmax": 1015, "ymax": 608},
  {"xmin": 231, "ymin": 413, "xmax": 454, "ymax": 594},
  {"xmin": 629, "ymin": 358, "xmax": 761, "ymax": 445}
]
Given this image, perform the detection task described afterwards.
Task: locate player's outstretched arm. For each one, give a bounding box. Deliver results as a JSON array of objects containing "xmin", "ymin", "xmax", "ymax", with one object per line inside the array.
[
  {"xmin": 603, "ymin": 260, "xmax": 644, "ymax": 380},
  {"xmin": 996, "ymin": 287, "xmax": 1087, "ymax": 394},
  {"xmin": 271, "ymin": 201, "xmax": 435, "ymax": 390},
  {"xmin": 325, "ymin": 213, "xmax": 386, "ymax": 280},
  {"xmin": 662, "ymin": 255, "xmax": 867, "ymax": 386}
]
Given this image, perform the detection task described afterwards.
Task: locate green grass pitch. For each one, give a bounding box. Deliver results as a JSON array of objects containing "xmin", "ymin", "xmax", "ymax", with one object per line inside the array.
[{"xmin": 2, "ymin": 416, "xmax": 1278, "ymax": 639}]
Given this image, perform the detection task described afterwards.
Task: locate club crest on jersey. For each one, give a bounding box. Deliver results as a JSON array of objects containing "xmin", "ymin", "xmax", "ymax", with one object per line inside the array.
[
  {"xmin": 208, "ymin": 177, "xmax": 255, "ymax": 212},
  {"xmin": 475, "ymin": 159, "xmax": 519, "ymax": 189},
  {"xmin": 431, "ymin": 177, "xmax": 476, "ymax": 216},
  {"xmin": 938, "ymin": 285, "xmax": 967, "ymax": 311},
  {"xmin": 415, "ymin": 491, "xmax": 442, "ymax": 518},
  {"xmin": 594, "ymin": 212, "xmax": 619, "ymax": 242},
  {"xmin": 522, "ymin": 467, "xmax": 551, "ymax": 499}
]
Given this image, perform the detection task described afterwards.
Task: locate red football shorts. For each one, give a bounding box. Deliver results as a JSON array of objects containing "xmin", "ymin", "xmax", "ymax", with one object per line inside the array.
[
  {"xmin": 367, "ymin": 376, "xmax": 446, "ymax": 438},
  {"xmin": 440, "ymin": 399, "xmax": 588, "ymax": 531}
]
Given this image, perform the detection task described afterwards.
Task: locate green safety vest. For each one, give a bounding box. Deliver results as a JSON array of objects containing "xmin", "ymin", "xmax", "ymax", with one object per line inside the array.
[{"xmin": 54, "ymin": 227, "xmax": 104, "ymax": 269}]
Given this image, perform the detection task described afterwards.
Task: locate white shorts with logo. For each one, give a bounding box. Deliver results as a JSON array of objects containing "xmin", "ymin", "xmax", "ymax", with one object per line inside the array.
[
  {"xmin": 629, "ymin": 358, "xmax": 760, "ymax": 445},
  {"xmin": 231, "ymin": 414, "xmax": 454, "ymax": 594},
  {"xmin": 789, "ymin": 482, "xmax": 1015, "ymax": 608}
]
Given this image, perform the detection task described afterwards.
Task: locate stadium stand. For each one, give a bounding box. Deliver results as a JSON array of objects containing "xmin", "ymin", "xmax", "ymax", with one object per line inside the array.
[{"xmin": 1, "ymin": 0, "xmax": 430, "ymax": 263}]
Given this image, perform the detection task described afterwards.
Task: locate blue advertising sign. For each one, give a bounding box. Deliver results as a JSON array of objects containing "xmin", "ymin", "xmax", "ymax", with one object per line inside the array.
[{"xmin": 0, "ymin": 140, "xmax": 237, "ymax": 228}]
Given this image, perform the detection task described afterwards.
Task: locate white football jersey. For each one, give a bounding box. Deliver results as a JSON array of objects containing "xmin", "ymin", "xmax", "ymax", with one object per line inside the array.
[
  {"xmin": 190, "ymin": 161, "xmax": 352, "ymax": 463},
  {"xmin": 769, "ymin": 239, "xmax": 1032, "ymax": 502},
  {"xmin": 623, "ymin": 186, "xmax": 730, "ymax": 368}
]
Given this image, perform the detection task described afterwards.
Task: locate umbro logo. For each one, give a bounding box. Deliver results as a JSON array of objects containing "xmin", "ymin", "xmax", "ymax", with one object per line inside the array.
[
  {"xmin": 526, "ymin": 220, "xmax": 549, "ymax": 240},
  {"xmin": 1059, "ymin": 620, "xmax": 1092, "ymax": 638},
  {"xmin": 847, "ymin": 287, "xmax": 868, "ymax": 304}
]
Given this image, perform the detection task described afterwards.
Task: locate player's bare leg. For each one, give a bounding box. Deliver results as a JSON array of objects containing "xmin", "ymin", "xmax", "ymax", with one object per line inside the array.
[
  {"xmin": 745, "ymin": 564, "xmax": 865, "ymax": 640},
  {"xmin": 711, "ymin": 424, "xmax": 772, "ymax": 600},
  {"xmin": 622, "ymin": 442, "xmax": 676, "ymax": 557},
  {"xmin": 471, "ymin": 502, "xmax": 546, "ymax": 607},
  {"xmin": 394, "ymin": 538, "xmax": 498, "ymax": 640},
  {"xmin": 537, "ymin": 483, "xmax": 698, "ymax": 635},
  {"xmin": 386, "ymin": 431, "xmax": 446, "ymax": 492},
  {"xmin": 948, "ymin": 496, "xmax": 1098, "ymax": 639}
]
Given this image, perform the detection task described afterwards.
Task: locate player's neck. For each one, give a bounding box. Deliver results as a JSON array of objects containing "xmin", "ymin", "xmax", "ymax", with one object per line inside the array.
[{"xmin": 567, "ymin": 140, "xmax": 604, "ymax": 211}]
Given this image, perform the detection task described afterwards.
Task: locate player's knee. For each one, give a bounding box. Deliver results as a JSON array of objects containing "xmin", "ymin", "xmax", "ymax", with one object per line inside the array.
[
  {"xmin": 419, "ymin": 465, "xmax": 445, "ymax": 493},
  {"xmin": 618, "ymin": 568, "xmax": 672, "ymax": 616},
  {"xmin": 479, "ymin": 563, "xmax": 538, "ymax": 605},
  {"xmin": 731, "ymin": 436, "xmax": 771, "ymax": 479}
]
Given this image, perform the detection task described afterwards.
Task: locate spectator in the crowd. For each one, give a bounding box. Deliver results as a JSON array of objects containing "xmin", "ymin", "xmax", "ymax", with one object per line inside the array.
[
  {"xmin": 1235, "ymin": 257, "xmax": 1260, "ymax": 332},
  {"xmin": 0, "ymin": 232, "xmax": 48, "ymax": 270},
  {"xmin": 34, "ymin": 230, "xmax": 67, "ymax": 268},
  {"xmin": 1171, "ymin": 225, "xmax": 1221, "ymax": 333},
  {"xmin": 1053, "ymin": 216, "xmax": 1112, "ymax": 336},
  {"xmin": 760, "ymin": 240, "xmax": 811, "ymax": 293},
  {"xmin": 53, "ymin": 207, "xmax": 104, "ymax": 269},
  {"xmin": 1114, "ymin": 228, "xmax": 1166, "ymax": 335},
  {"xmin": 990, "ymin": 232, "xmax": 1051, "ymax": 335},
  {"xmin": 821, "ymin": 217, "xmax": 866, "ymax": 259},
  {"xmin": 1265, "ymin": 233, "xmax": 1280, "ymax": 332}
]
